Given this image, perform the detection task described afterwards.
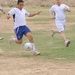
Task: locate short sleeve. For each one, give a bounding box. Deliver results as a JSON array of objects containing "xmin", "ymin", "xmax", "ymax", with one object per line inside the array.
[
  {"xmin": 0, "ymin": 6, "xmax": 2, "ymax": 10},
  {"xmin": 50, "ymin": 6, "xmax": 54, "ymax": 13},
  {"xmin": 65, "ymin": 5, "xmax": 70, "ymax": 10},
  {"xmin": 0, "ymin": 6, "xmax": 2, "ymax": 11},
  {"xmin": 8, "ymin": 8, "xmax": 15, "ymax": 16},
  {"xmin": 25, "ymin": 10, "xmax": 30, "ymax": 17}
]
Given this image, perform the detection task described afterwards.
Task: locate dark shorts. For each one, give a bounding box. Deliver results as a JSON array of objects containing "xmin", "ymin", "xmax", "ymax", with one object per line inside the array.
[{"xmin": 14, "ymin": 25, "xmax": 31, "ymax": 40}]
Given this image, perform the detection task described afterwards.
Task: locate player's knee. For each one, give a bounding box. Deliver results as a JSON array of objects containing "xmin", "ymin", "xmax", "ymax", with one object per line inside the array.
[
  {"xmin": 17, "ymin": 40, "xmax": 22, "ymax": 44},
  {"xmin": 18, "ymin": 42, "xmax": 22, "ymax": 44}
]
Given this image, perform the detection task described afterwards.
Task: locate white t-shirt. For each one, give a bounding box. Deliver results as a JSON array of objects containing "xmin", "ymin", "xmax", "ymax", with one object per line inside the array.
[
  {"xmin": 50, "ymin": 4, "xmax": 70, "ymax": 22},
  {"xmin": 0, "ymin": 6, "xmax": 2, "ymax": 12},
  {"xmin": 8, "ymin": 8, "xmax": 30, "ymax": 29}
]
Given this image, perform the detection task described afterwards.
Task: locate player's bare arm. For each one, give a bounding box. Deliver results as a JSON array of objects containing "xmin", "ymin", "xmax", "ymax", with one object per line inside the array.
[
  {"xmin": 7, "ymin": 14, "xmax": 11, "ymax": 19},
  {"xmin": 50, "ymin": 12, "xmax": 55, "ymax": 19},
  {"xmin": 28, "ymin": 11, "xmax": 42, "ymax": 17},
  {"xmin": 64, "ymin": 7, "xmax": 71, "ymax": 12}
]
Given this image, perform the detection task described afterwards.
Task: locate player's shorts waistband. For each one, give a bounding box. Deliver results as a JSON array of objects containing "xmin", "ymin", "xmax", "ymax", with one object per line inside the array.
[{"xmin": 14, "ymin": 25, "xmax": 26, "ymax": 29}]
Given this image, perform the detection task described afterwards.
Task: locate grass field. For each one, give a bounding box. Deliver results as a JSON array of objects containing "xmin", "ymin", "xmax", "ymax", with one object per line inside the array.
[{"xmin": 0, "ymin": 6, "xmax": 75, "ymax": 75}]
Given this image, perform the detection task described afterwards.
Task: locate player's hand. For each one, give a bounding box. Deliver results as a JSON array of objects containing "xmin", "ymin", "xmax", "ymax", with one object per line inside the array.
[
  {"xmin": 51, "ymin": 16, "xmax": 55, "ymax": 20},
  {"xmin": 64, "ymin": 7, "xmax": 71, "ymax": 12},
  {"xmin": 36, "ymin": 11, "xmax": 42, "ymax": 15},
  {"xmin": 7, "ymin": 16, "xmax": 11, "ymax": 19}
]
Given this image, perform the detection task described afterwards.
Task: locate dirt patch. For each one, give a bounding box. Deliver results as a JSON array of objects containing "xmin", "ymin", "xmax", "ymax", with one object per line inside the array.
[{"xmin": 0, "ymin": 57, "xmax": 74, "ymax": 75}]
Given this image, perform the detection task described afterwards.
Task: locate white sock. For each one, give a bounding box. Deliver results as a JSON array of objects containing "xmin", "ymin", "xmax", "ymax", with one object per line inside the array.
[
  {"xmin": 65, "ymin": 39, "xmax": 69, "ymax": 43},
  {"xmin": 30, "ymin": 43, "xmax": 36, "ymax": 52},
  {"xmin": 12, "ymin": 38, "xmax": 16, "ymax": 42}
]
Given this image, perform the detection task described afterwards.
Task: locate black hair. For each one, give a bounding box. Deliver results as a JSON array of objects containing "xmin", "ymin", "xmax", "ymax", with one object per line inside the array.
[{"xmin": 17, "ymin": 0, "xmax": 24, "ymax": 4}]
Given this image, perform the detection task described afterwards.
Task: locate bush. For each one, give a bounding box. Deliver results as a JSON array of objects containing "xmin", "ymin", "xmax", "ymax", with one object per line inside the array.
[{"xmin": 40, "ymin": 4, "xmax": 45, "ymax": 7}]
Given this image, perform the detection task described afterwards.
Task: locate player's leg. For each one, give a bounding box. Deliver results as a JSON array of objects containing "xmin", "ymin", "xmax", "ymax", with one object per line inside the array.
[
  {"xmin": 24, "ymin": 26, "xmax": 40, "ymax": 55},
  {"xmin": 15, "ymin": 39, "xmax": 22, "ymax": 44},
  {"xmin": 53, "ymin": 22, "xmax": 70, "ymax": 47},
  {"xmin": 57, "ymin": 24, "xmax": 67, "ymax": 41},
  {"xmin": 10, "ymin": 36, "xmax": 22, "ymax": 44},
  {"xmin": 60, "ymin": 31, "xmax": 70, "ymax": 47},
  {"xmin": 25, "ymin": 32, "xmax": 40, "ymax": 55},
  {"xmin": 9, "ymin": 27, "xmax": 23, "ymax": 44},
  {"xmin": 60, "ymin": 31, "xmax": 67, "ymax": 41},
  {"xmin": 51, "ymin": 23, "xmax": 61, "ymax": 37},
  {"xmin": 25, "ymin": 32, "xmax": 34, "ymax": 43},
  {"xmin": 0, "ymin": 37, "xmax": 3, "ymax": 40},
  {"xmin": 51, "ymin": 28, "xmax": 59, "ymax": 37},
  {"xmin": 58, "ymin": 24, "xmax": 70, "ymax": 47}
]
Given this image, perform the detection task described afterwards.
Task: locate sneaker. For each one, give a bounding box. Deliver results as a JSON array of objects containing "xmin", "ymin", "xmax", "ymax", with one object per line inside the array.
[
  {"xmin": 51, "ymin": 29, "xmax": 55, "ymax": 37},
  {"xmin": 9, "ymin": 36, "xmax": 16, "ymax": 44},
  {"xmin": 0, "ymin": 37, "xmax": 3, "ymax": 40},
  {"xmin": 33, "ymin": 51, "xmax": 41, "ymax": 55},
  {"xmin": 65, "ymin": 40, "xmax": 70, "ymax": 47}
]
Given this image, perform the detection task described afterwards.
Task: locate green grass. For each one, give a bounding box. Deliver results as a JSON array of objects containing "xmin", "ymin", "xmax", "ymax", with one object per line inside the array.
[
  {"xmin": 0, "ymin": 27, "xmax": 75, "ymax": 61},
  {"xmin": 1, "ymin": 7, "xmax": 75, "ymax": 62}
]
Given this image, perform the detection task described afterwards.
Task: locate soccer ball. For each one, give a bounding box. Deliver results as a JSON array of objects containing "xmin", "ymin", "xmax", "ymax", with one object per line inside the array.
[{"xmin": 24, "ymin": 43, "xmax": 33, "ymax": 51}]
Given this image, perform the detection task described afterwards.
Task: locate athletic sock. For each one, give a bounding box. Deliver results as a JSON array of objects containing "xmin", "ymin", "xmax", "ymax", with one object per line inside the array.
[
  {"xmin": 30, "ymin": 43, "xmax": 36, "ymax": 52},
  {"xmin": 11, "ymin": 37, "xmax": 16, "ymax": 42},
  {"xmin": 13, "ymin": 38, "xmax": 16, "ymax": 42}
]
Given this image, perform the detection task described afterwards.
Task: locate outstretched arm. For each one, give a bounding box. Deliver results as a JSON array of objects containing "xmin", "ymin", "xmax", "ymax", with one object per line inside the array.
[
  {"xmin": 50, "ymin": 12, "xmax": 55, "ymax": 19},
  {"xmin": 7, "ymin": 14, "xmax": 11, "ymax": 20},
  {"xmin": 7, "ymin": 8, "xmax": 15, "ymax": 20},
  {"xmin": 64, "ymin": 8, "xmax": 71, "ymax": 12},
  {"xmin": 64, "ymin": 5, "xmax": 71, "ymax": 12},
  {"xmin": 28, "ymin": 11, "xmax": 42, "ymax": 17}
]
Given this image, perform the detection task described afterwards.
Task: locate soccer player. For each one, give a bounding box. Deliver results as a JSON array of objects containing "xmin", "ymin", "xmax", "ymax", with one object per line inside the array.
[
  {"xmin": 50, "ymin": 0, "xmax": 71, "ymax": 47},
  {"xmin": 7, "ymin": 0, "xmax": 41, "ymax": 55}
]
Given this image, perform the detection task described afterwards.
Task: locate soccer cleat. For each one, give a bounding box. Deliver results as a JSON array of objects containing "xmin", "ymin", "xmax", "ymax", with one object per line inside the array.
[
  {"xmin": 51, "ymin": 29, "xmax": 55, "ymax": 37},
  {"xmin": 9, "ymin": 36, "xmax": 16, "ymax": 44},
  {"xmin": 65, "ymin": 40, "xmax": 71, "ymax": 47},
  {"xmin": 0, "ymin": 37, "xmax": 3, "ymax": 40},
  {"xmin": 33, "ymin": 51, "xmax": 41, "ymax": 55}
]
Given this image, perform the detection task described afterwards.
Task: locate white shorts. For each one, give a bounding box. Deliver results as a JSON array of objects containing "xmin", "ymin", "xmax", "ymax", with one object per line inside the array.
[{"xmin": 55, "ymin": 21, "xmax": 66, "ymax": 32}]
